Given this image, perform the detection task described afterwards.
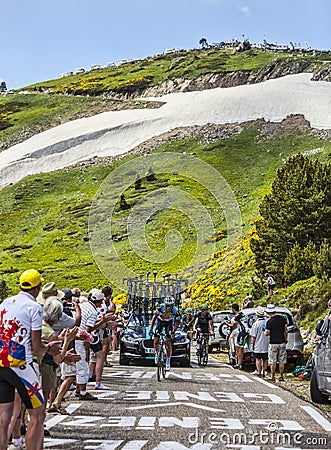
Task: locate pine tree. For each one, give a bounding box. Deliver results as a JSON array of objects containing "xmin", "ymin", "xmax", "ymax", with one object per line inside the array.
[
  {"xmin": 313, "ymin": 240, "xmax": 331, "ymax": 280},
  {"xmin": 251, "ymin": 154, "xmax": 331, "ymax": 279}
]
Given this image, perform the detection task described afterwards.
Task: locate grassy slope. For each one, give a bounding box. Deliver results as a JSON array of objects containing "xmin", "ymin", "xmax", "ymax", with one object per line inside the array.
[
  {"xmin": 1, "ymin": 47, "xmax": 330, "ymax": 324},
  {"xmin": 0, "ymin": 126, "xmax": 329, "ymax": 311}
]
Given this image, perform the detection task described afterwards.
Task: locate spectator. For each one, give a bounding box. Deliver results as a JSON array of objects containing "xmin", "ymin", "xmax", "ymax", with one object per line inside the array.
[
  {"xmin": 264, "ymin": 273, "xmax": 276, "ymax": 296},
  {"xmin": 223, "ymin": 304, "xmax": 249, "ymax": 370},
  {"xmin": 281, "ymin": 277, "xmax": 288, "ymax": 289},
  {"xmin": 75, "ymin": 289, "xmax": 113, "ymax": 398},
  {"xmin": 88, "ymin": 290, "xmax": 113, "ymax": 390},
  {"xmin": 250, "ymin": 306, "xmax": 269, "ymax": 377},
  {"xmin": 102, "ymin": 286, "xmax": 117, "ymax": 353},
  {"xmin": 316, "ymin": 299, "xmax": 331, "ymax": 340},
  {"xmin": 0, "ymin": 269, "xmax": 61, "ymax": 450},
  {"xmin": 71, "ymin": 287, "xmax": 81, "ymax": 303},
  {"xmin": 264, "ymin": 304, "xmax": 288, "ymax": 382},
  {"xmin": 38, "ymin": 298, "xmax": 79, "ymax": 412},
  {"xmin": 36, "ymin": 282, "xmax": 64, "ymax": 305},
  {"xmin": 242, "ymin": 293, "xmax": 254, "ymax": 309}
]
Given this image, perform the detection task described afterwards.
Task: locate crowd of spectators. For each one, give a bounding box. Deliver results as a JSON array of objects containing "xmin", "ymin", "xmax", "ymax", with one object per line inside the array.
[{"xmin": 0, "ymin": 269, "xmax": 127, "ymax": 450}]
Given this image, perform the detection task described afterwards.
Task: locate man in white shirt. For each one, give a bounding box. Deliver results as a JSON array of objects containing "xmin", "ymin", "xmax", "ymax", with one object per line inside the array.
[
  {"xmin": 75, "ymin": 289, "xmax": 113, "ymax": 399},
  {"xmin": 0, "ymin": 269, "xmax": 61, "ymax": 450}
]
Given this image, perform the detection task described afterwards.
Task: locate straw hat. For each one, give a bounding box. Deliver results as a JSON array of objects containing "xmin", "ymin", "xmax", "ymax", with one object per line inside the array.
[{"xmin": 36, "ymin": 282, "xmax": 64, "ymax": 305}]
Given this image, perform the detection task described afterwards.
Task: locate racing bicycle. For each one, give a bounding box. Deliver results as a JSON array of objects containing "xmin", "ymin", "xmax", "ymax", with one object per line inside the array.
[
  {"xmin": 154, "ymin": 332, "xmax": 168, "ymax": 381},
  {"xmin": 196, "ymin": 333, "xmax": 210, "ymax": 367}
]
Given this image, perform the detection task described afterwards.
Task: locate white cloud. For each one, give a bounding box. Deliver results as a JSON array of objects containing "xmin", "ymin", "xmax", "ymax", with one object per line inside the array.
[{"xmin": 238, "ymin": 5, "xmax": 250, "ymax": 16}]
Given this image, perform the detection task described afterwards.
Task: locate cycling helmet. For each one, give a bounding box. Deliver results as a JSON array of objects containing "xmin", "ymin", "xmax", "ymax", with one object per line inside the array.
[
  {"xmin": 164, "ymin": 296, "xmax": 175, "ymax": 306},
  {"xmin": 89, "ymin": 288, "xmax": 105, "ymax": 303},
  {"xmin": 200, "ymin": 304, "xmax": 208, "ymax": 311},
  {"xmin": 185, "ymin": 308, "xmax": 193, "ymax": 314}
]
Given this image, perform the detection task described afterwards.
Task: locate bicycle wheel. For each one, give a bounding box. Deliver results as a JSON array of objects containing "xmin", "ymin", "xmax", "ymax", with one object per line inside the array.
[
  {"xmin": 157, "ymin": 349, "xmax": 163, "ymax": 382},
  {"xmin": 197, "ymin": 344, "xmax": 202, "ymax": 365},
  {"xmin": 202, "ymin": 343, "xmax": 208, "ymax": 367}
]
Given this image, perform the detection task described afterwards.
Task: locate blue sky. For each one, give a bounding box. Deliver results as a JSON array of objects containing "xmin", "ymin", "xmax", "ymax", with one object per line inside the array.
[{"xmin": 0, "ymin": 0, "xmax": 329, "ymax": 89}]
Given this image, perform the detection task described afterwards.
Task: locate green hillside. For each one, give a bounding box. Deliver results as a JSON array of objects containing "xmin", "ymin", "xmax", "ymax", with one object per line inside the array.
[
  {"xmin": 0, "ymin": 123, "xmax": 330, "ymax": 323},
  {"xmin": 0, "ymin": 47, "xmax": 330, "ymax": 329}
]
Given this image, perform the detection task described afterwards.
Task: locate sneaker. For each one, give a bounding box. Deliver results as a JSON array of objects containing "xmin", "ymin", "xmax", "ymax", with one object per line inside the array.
[
  {"xmin": 8, "ymin": 438, "xmax": 25, "ymax": 449},
  {"xmin": 104, "ymin": 361, "xmax": 112, "ymax": 367},
  {"xmin": 79, "ymin": 392, "xmax": 98, "ymax": 400},
  {"xmin": 95, "ymin": 383, "xmax": 109, "ymax": 390},
  {"xmin": 68, "ymin": 383, "xmax": 76, "ymax": 391},
  {"xmin": 88, "ymin": 375, "xmax": 96, "ymax": 383},
  {"xmin": 165, "ymin": 359, "xmax": 171, "ymax": 371},
  {"xmin": 235, "ymin": 364, "xmax": 243, "ymax": 370}
]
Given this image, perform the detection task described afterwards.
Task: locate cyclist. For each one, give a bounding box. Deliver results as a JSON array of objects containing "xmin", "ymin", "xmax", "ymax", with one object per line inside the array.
[
  {"xmin": 193, "ymin": 304, "xmax": 214, "ymax": 351},
  {"xmin": 181, "ymin": 308, "xmax": 194, "ymax": 339},
  {"xmin": 150, "ymin": 296, "xmax": 181, "ymax": 371}
]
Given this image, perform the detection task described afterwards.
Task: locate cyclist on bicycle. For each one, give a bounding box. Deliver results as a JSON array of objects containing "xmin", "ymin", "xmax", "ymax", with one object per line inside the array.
[
  {"xmin": 150, "ymin": 296, "xmax": 180, "ymax": 371},
  {"xmin": 181, "ymin": 308, "xmax": 194, "ymax": 339},
  {"xmin": 194, "ymin": 304, "xmax": 214, "ymax": 350}
]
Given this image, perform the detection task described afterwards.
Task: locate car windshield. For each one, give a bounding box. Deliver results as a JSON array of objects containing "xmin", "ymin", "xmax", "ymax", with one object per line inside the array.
[
  {"xmin": 213, "ymin": 313, "xmax": 234, "ymax": 323},
  {"xmin": 244, "ymin": 311, "xmax": 295, "ymax": 329}
]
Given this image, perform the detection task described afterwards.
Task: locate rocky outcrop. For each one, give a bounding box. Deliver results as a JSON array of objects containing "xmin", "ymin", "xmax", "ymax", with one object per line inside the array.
[
  {"xmin": 135, "ymin": 59, "xmax": 330, "ymax": 98},
  {"xmin": 312, "ymin": 63, "xmax": 331, "ymax": 82},
  {"xmin": 70, "ymin": 115, "xmax": 331, "ymax": 171}
]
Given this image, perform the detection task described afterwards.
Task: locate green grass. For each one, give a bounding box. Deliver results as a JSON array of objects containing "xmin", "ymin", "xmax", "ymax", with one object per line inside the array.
[
  {"xmin": 0, "ymin": 125, "xmax": 329, "ymax": 301},
  {"xmin": 0, "ymin": 93, "xmax": 158, "ymax": 149}
]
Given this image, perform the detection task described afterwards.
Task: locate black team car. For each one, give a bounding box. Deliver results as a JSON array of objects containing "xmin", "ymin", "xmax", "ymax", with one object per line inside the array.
[
  {"xmin": 120, "ymin": 272, "xmax": 190, "ymax": 367},
  {"xmin": 119, "ymin": 313, "xmax": 191, "ymax": 367}
]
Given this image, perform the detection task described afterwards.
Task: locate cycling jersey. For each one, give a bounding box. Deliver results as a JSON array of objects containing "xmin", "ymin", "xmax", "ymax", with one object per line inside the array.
[
  {"xmin": 195, "ymin": 311, "xmax": 212, "ymax": 333},
  {"xmin": 156, "ymin": 304, "xmax": 180, "ymax": 321},
  {"xmin": 154, "ymin": 304, "xmax": 180, "ymax": 336}
]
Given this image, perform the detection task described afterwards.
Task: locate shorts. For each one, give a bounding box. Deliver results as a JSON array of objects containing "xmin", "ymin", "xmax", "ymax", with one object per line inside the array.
[
  {"xmin": 268, "ymin": 343, "xmax": 287, "ymax": 364},
  {"xmin": 90, "ymin": 340, "xmax": 103, "ymax": 353},
  {"xmin": 75, "ymin": 340, "xmax": 89, "ymax": 385},
  {"xmin": 61, "ymin": 362, "xmax": 76, "ymax": 378},
  {"xmin": 39, "ymin": 363, "xmax": 57, "ymax": 392},
  {"xmin": 0, "ymin": 364, "xmax": 44, "ymax": 409},
  {"xmin": 254, "ymin": 352, "xmax": 268, "ymax": 360},
  {"xmin": 237, "ymin": 331, "xmax": 249, "ymax": 347},
  {"xmin": 268, "ymin": 284, "xmax": 276, "ymax": 291},
  {"xmin": 103, "ymin": 329, "xmax": 110, "ymax": 339},
  {"xmin": 196, "ymin": 325, "xmax": 209, "ymax": 335},
  {"xmin": 155, "ymin": 319, "xmax": 173, "ymax": 337}
]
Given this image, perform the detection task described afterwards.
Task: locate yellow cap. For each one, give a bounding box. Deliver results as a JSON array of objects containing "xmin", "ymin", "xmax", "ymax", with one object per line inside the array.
[{"xmin": 19, "ymin": 269, "xmax": 42, "ymax": 289}]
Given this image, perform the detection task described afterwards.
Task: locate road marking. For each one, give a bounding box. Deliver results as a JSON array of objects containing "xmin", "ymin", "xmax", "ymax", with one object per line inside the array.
[
  {"xmin": 44, "ymin": 438, "xmax": 78, "ymax": 447},
  {"xmin": 127, "ymin": 402, "xmax": 225, "ymax": 412},
  {"xmin": 254, "ymin": 376, "xmax": 280, "ymax": 389},
  {"xmin": 242, "ymin": 393, "xmax": 285, "ymax": 404},
  {"xmin": 300, "ymin": 405, "xmax": 331, "ymax": 431},
  {"xmin": 45, "ymin": 403, "xmax": 81, "ymax": 429},
  {"xmin": 85, "ymin": 440, "xmax": 149, "ymax": 449}
]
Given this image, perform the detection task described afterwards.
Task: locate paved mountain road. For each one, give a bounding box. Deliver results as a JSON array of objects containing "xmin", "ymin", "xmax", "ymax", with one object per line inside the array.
[{"xmin": 43, "ymin": 351, "xmax": 331, "ymax": 449}]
